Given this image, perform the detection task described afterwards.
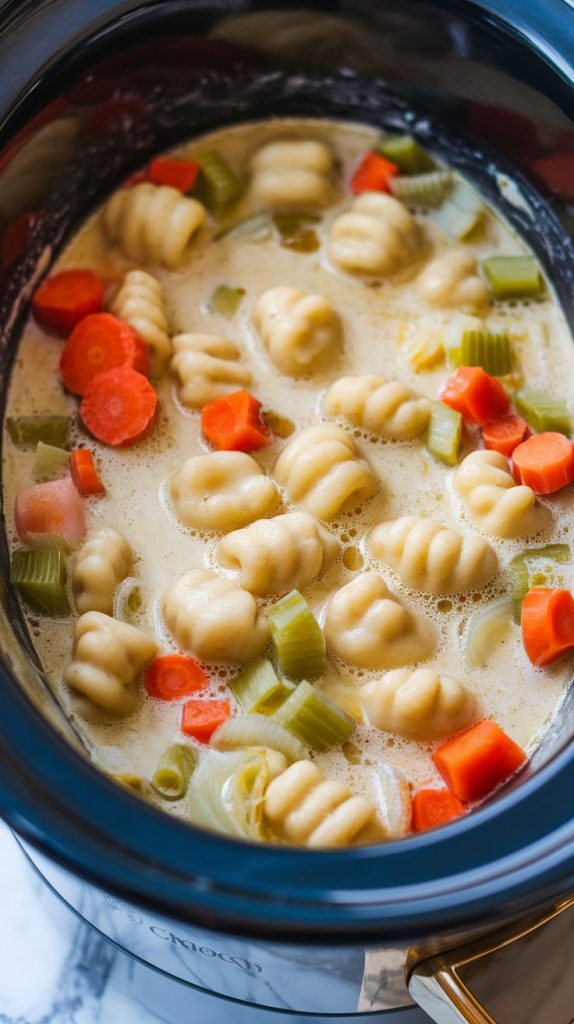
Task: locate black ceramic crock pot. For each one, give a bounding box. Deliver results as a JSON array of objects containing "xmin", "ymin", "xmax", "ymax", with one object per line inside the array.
[{"xmin": 1, "ymin": 2, "xmax": 574, "ymax": 1021}]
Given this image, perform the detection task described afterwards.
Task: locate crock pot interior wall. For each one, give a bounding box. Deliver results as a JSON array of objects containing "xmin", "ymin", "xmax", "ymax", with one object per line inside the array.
[{"xmin": 2, "ymin": 0, "xmax": 574, "ymax": 956}]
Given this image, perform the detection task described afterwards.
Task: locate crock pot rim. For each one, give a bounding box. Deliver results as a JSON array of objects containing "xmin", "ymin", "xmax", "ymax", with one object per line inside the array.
[{"xmin": 2, "ymin": 0, "xmax": 574, "ymax": 943}]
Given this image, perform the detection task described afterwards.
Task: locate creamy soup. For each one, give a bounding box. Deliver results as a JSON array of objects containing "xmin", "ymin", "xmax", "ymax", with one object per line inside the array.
[{"xmin": 4, "ymin": 117, "xmax": 574, "ymax": 846}]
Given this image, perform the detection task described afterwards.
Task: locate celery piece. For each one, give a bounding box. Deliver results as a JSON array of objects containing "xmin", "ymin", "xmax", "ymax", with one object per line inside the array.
[
  {"xmin": 267, "ymin": 589, "xmax": 326, "ymax": 680},
  {"xmin": 482, "ymin": 256, "xmax": 543, "ymax": 300},
  {"xmin": 450, "ymin": 329, "xmax": 512, "ymax": 376},
  {"xmin": 463, "ymin": 594, "xmax": 514, "ymax": 669},
  {"xmin": 432, "ymin": 178, "xmax": 483, "ymax": 240},
  {"xmin": 10, "ymin": 548, "xmax": 70, "ymax": 616},
  {"xmin": 7, "ymin": 415, "xmax": 70, "ymax": 448},
  {"xmin": 33, "ymin": 441, "xmax": 70, "ymax": 481},
  {"xmin": 152, "ymin": 744, "xmax": 197, "ymax": 801},
  {"xmin": 273, "ymin": 212, "xmax": 321, "ymax": 253},
  {"xmin": 509, "ymin": 544, "xmax": 571, "ymax": 622},
  {"xmin": 426, "ymin": 401, "xmax": 462, "ymax": 466},
  {"xmin": 514, "ymin": 388, "xmax": 572, "ymax": 436},
  {"xmin": 274, "ymin": 681, "xmax": 355, "ymax": 751},
  {"xmin": 210, "ymin": 713, "xmax": 306, "ymax": 762},
  {"xmin": 390, "ymin": 170, "xmax": 453, "ymax": 207},
  {"xmin": 24, "ymin": 532, "xmax": 71, "ymax": 554},
  {"xmin": 111, "ymin": 772, "xmax": 148, "ymax": 793},
  {"xmin": 214, "ymin": 211, "xmax": 273, "ymax": 242},
  {"xmin": 114, "ymin": 577, "xmax": 143, "ymax": 624},
  {"xmin": 208, "ymin": 285, "xmax": 245, "ymax": 317},
  {"xmin": 230, "ymin": 659, "xmax": 291, "ymax": 714},
  {"xmin": 194, "ymin": 151, "xmax": 242, "ymax": 209},
  {"xmin": 375, "ymin": 135, "xmax": 435, "ymax": 174}
]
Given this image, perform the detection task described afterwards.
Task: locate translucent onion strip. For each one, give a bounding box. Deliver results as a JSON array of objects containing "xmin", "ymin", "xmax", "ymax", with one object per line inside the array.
[
  {"xmin": 210, "ymin": 714, "xmax": 307, "ymax": 762},
  {"xmin": 463, "ymin": 594, "xmax": 514, "ymax": 668}
]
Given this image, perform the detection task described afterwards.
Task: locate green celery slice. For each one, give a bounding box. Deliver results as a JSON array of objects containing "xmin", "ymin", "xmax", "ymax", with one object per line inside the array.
[
  {"xmin": 113, "ymin": 577, "xmax": 143, "ymax": 624},
  {"xmin": 214, "ymin": 212, "xmax": 273, "ymax": 242},
  {"xmin": 432, "ymin": 178, "xmax": 483, "ymax": 240},
  {"xmin": 509, "ymin": 544, "xmax": 571, "ymax": 623},
  {"xmin": 267, "ymin": 589, "xmax": 326, "ymax": 680},
  {"xmin": 230, "ymin": 659, "xmax": 292, "ymax": 714},
  {"xmin": 514, "ymin": 388, "xmax": 571, "ymax": 435},
  {"xmin": 463, "ymin": 595, "xmax": 514, "ymax": 668},
  {"xmin": 194, "ymin": 150, "xmax": 242, "ymax": 209},
  {"xmin": 273, "ymin": 212, "xmax": 321, "ymax": 253},
  {"xmin": 7, "ymin": 415, "xmax": 70, "ymax": 448},
  {"xmin": 33, "ymin": 441, "xmax": 70, "ymax": 481},
  {"xmin": 208, "ymin": 285, "xmax": 245, "ymax": 317},
  {"xmin": 426, "ymin": 401, "xmax": 462, "ymax": 466},
  {"xmin": 274, "ymin": 681, "xmax": 355, "ymax": 752},
  {"xmin": 10, "ymin": 548, "xmax": 70, "ymax": 615},
  {"xmin": 210, "ymin": 713, "xmax": 306, "ymax": 762},
  {"xmin": 375, "ymin": 135, "xmax": 435, "ymax": 174},
  {"xmin": 482, "ymin": 256, "xmax": 543, "ymax": 300},
  {"xmin": 390, "ymin": 170, "xmax": 453, "ymax": 207},
  {"xmin": 450, "ymin": 329, "xmax": 512, "ymax": 376},
  {"xmin": 151, "ymin": 744, "xmax": 197, "ymax": 800}
]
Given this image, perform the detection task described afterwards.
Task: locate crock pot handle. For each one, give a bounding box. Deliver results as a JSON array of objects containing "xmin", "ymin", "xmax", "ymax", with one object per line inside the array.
[{"xmin": 408, "ymin": 894, "xmax": 574, "ymax": 1023}]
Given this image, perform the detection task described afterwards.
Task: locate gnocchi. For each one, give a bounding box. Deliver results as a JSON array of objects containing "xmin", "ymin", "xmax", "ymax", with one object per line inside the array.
[
  {"xmin": 416, "ymin": 249, "xmax": 490, "ymax": 312},
  {"xmin": 102, "ymin": 182, "xmax": 206, "ymax": 268},
  {"xmin": 324, "ymin": 572, "xmax": 436, "ymax": 669},
  {"xmin": 171, "ymin": 333, "xmax": 252, "ymax": 409},
  {"xmin": 111, "ymin": 269, "xmax": 172, "ymax": 374},
  {"xmin": 250, "ymin": 139, "xmax": 334, "ymax": 210},
  {"xmin": 360, "ymin": 668, "xmax": 476, "ymax": 740},
  {"xmin": 454, "ymin": 450, "xmax": 549, "ymax": 538},
  {"xmin": 323, "ymin": 374, "xmax": 430, "ymax": 440},
  {"xmin": 72, "ymin": 528, "xmax": 133, "ymax": 616},
  {"xmin": 329, "ymin": 192, "xmax": 420, "ymax": 276},
  {"xmin": 253, "ymin": 287, "xmax": 342, "ymax": 377},
  {"xmin": 169, "ymin": 451, "xmax": 278, "ymax": 531}
]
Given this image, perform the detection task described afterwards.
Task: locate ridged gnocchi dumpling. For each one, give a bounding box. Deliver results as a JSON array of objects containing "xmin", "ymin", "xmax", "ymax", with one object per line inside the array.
[
  {"xmin": 102, "ymin": 183, "xmax": 206, "ymax": 268},
  {"xmin": 253, "ymin": 287, "xmax": 342, "ymax": 377},
  {"xmin": 161, "ymin": 569, "xmax": 269, "ymax": 663},
  {"xmin": 169, "ymin": 451, "xmax": 278, "ymax": 531},
  {"xmin": 64, "ymin": 611, "xmax": 157, "ymax": 723},
  {"xmin": 369, "ymin": 515, "xmax": 498, "ymax": 594},
  {"xmin": 216, "ymin": 512, "xmax": 338, "ymax": 596},
  {"xmin": 324, "ymin": 572, "xmax": 436, "ymax": 669},
  {"xmin": 360, "ymin": 668, "xmax": 476, "ymax": 740},
  {"xmin": 250, "ymin": 139, "xmax": 334, "ymax": 210},
  {"xmin": 323, "ymin": 374, "xmax": 430, "ymax": 440},
  {"xmin": 171, "ymin": 333, "xmax": 252, "ymax": 409},
  {"xmin": 72, "ymin": 528, "xmax": 133, "ymax": 616},
  {"xmin": 329, "ymin": 193, "xmax": 420, "ymax": 276},
  {"xmin": 111, "ymin": 269, "xmax": 172, "ymax": 374},
  {"xmin": 416, "ymin": 249, "xmax": 489, "ymax": 312},
  {"xmin": 264, "ymin": 760, "xmax": 380, "ymax": 847},
  {"xmin": 454, "ymin": 450, "xmax": 549, "ymax": 538},
  {"xmin": 273, "ymin": 424, "xmax": 377, "ymax": 520}
]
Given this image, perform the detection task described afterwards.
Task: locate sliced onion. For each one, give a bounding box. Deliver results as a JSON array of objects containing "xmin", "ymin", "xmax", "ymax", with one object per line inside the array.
[
  {"xmin": 369, "ymin": 763, "xmax": 412, "ymax": 840},
  {"xmin": 210, "ymin": 714, "xmax": 307, "ymax": 763},
  {"xmin": 463, "ymin": 595, "xmax": 514, "ymax": 669}
]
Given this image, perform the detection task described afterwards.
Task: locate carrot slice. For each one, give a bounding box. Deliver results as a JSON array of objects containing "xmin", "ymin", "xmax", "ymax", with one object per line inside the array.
[
  {"xmin": 351, "ymin": 152, "xmax": 399, "ymax": 195},
  {"xmin": 201, "ymin": 389, "xmax": 270, "ymax": 452},
  {"xmin": 148, "ymin": 156, "xmax": 199, "ymax": 192},
  {"xmin": 412, "ymin": 789, "xmax": 466, "ymax": 832},
  {"xmin": 32, "ymin": 269, "xmax": 104, "ymax": 337},
  {"xmin": 181, "ymin": 699, "xmax": 231, "ymax": 743},
  {"xmin": 145, "ymin": 654, "xmax": 208, "ymax": 701},
  {"xmin": 433, "ymin": 720, "xmax": 527, "ymax": 803},
  {"xmin": 69, "ymin": 449, "xmax": 106, "ymax": 496},
  {"xmin": 512, "ymin": 432, "xmax": 574, "ymax": 494},
  {"xmin": 60, "ymin": 312, "xmax": 149, "ymax": 395},
  {"xmin": 521, "ymin": 588, "xmax": 574, "ymax": 666},
  {"xmin": 15, "ymin": 475, "xmax": 86, "ymax": 548},
  {"xmin": 80, "ymin": 366, "xmax": 158, "ymax": 447},
  {"xmin": 482, "ymin": 413, "xmax": 528, "ymax": 458},
  {"xmin": 439, "ymin": 366, "xmax": 509, "ymax": 426}
]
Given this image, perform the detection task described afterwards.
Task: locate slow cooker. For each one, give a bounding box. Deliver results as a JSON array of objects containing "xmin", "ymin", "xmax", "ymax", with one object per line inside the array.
[{"xmin": 1, "ymin": 2, "xmax": 574, "ymax": 1021}]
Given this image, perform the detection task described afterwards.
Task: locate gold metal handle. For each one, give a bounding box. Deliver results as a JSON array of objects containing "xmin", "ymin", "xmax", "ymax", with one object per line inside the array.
[{"xmin": 408, "ymin": 895, "xmax": 574, "ymax": 1023}]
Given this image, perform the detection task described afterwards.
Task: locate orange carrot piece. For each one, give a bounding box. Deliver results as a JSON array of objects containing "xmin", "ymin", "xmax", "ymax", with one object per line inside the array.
[
  {"xmin": 201, "ymin": 389, "xmax": 270, "ymax": 452},
  {"xmin": 440, "ymin": 366, "xmax": 509, "ymax": 426},
  {"xmin": 14, "ymin": 475, "xmax": 86, "ymax": 548},
  {"xmin": 412, "ymin": 789, "xmax": 466, "ymax": 832},
  {"xmin": 69, "ymin": 449, "xmax": 106, "ymax": 496},
  {"xmin": 433, "ymin": 720, "xmax": 527, "ymax": 803},
  {"xmin": 351, "ymin": 152, "xmax": 398, "ymax": 194},
  {"xmin": 80, "ymin": 366, "xmax": 158, "ymax": 447},
  {"xmin": 32, "ymin": 269, "xmax": 103, "ymax": 337},
  {"xmin": 148, "ymin": 156, "xmax": 199, "ymax": 192},
  {"xmin": 60, "ymin": 312, "xmax": 148, "ymax": 395},
  {"xmin": 512, "ymin": 432, "xmax": 574, "ymax": 494},
  {"xmin": 145, "ymin": 654, "xmax": 208, "ymax": 701},
  {"xmin": 521, "ymin": 588, "xmax": 574, "ymax": 666},
  {"xmin": 482, "ymin": 414, "xmax": 528, "ymax": 458},
  {"xmin": 181, "ymin": 699, "xmax": 231, "ymax": 743}
]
